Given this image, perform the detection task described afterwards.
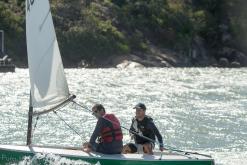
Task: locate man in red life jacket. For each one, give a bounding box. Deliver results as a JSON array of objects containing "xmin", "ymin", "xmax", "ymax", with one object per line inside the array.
[{"xmin": 83, "ymin": 104, "xmax": 123, "ymax": 154}]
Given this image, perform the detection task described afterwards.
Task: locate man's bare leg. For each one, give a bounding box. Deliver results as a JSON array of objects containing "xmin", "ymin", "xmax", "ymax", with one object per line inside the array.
[{"xmin": 143, "ymin": 143, "xmax": 153, "ymax": 155}]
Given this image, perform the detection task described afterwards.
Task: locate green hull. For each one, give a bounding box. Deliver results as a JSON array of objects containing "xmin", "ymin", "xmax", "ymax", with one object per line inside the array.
[{"xmin": 0, "ymin": 145, "xmax": 215, "ymax": 165}]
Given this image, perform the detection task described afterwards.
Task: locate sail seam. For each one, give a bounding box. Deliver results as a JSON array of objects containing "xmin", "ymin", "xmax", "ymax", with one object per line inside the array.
[{"xmin": 39, "ymin": 9, "xmax": 51, "ymax": 32}]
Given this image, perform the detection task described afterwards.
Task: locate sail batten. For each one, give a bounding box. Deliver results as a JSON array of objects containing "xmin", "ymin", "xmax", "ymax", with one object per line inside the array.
[{"xmin": 26, "ymin": 0, "xmax": 69, "ymax": 108}]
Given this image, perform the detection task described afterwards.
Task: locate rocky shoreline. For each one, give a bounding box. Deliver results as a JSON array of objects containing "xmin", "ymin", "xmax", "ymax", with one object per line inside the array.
[
  {"xmin": 13, "ymin": 39, "xmax": 247, "ymax": 69},
  {"xmin": 15, "ymin": 48, "xmax": 247, "ymax": 69},
  {"xmin": 77, "ymin": 44, "xmax": 247, "ymax": 69}
]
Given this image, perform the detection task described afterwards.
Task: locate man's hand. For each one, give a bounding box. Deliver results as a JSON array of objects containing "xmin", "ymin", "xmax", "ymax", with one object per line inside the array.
[
  {"xmin": 83, "ymin": 142, "xmax": 91, "ymax": 148},
  {"xmin": 160, "ymin": 146, "xmax": 164, "ymax": 152},
  {"xmin": 83, "ymin": 147, "xmax": 92, "ymax": 153},
  {"xmin": 82, "ymin": 142, "xmax": 92, "ymax": 153},
  {"xmin": 130, "ymin": 134, "xmax": 134, "ymax": 140}
]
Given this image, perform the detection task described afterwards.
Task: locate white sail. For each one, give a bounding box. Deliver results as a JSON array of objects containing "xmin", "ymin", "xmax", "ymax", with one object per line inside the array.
[{"xmin": 26, "ymin": 0, "xmax": 69, "ymax": 108}]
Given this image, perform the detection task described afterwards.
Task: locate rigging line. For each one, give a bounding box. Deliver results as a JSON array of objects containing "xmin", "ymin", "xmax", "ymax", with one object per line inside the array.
[
  {"xmin": 71, "ymin": 101, "xmax": 195, "ymax": 159},
  {"xmin": 31, "ymin": 99, "xmax": 72, "ymax": 138},
  {"xmin": 72, "ymin": 101, "xmax": 163, "ymax": 146},
  {"xmin": 32, "ymin": 116, "xmax": 39, "ymax": 136},
  {"xmin": 72, "ymin": 101, "xmax": 163, "ymax": 144},
  {"xmin": 159, "ymin": 151, "xmax": 163, "ymax": 160},
  {"xmin": 162, "ymin": 145, "xmax": 212, "ymax": 158},
  {"xmin": 169, "ymin": 150, "xmax": 194, "ymax": 159},
  {"xmin": 53, "ymin": 111, "xmax": 84, "ymax": 141},
  {"xmin": 72, "ymin": 101, "xmax": 211, "ymax": 158}
]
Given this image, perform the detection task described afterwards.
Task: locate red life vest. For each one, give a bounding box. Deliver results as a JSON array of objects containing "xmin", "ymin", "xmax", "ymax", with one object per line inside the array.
[{"xmin": 100, "ymin": 114, "xmax": 123, "ymax": 143}]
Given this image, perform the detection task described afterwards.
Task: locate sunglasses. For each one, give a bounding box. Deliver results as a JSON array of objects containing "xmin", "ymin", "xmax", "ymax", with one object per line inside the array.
[{"xmin": 92, "ymin": 109, "xmax": 100, "ymax": 115}]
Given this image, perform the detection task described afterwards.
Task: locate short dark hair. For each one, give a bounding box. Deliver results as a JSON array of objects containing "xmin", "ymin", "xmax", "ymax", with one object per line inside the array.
[
  {"xmin": 92, "ymin": 104, "xmax": 105, "ymax": 112},
  {"xmin": 133, "ymin": 103, "xmax": 146, "ymax": 111}
]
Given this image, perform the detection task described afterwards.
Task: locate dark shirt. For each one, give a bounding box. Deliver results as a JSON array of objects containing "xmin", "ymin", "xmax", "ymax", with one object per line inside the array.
[
  {"xmin": 130, "ymin": 116, "xmax": 164, "ymax": 148},
  {"xmin": 90, "ymin": 116, "xmax": 123, "ymax": 154}
]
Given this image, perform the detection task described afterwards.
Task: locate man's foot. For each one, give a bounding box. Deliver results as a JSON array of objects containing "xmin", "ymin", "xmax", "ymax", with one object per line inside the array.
[{"xmin": 83, "ymin": 147, "xmax": 92, "ymax": 153}]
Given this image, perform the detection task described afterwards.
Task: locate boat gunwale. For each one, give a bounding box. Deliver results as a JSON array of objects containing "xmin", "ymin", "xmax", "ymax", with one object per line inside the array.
[{"xmin": 0, "ymin": 144, "xmax": 214, "ymax": 162}]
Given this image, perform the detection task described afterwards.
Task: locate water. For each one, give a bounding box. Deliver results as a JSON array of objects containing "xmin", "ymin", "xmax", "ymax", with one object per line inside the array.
[{"xmin": 0, "ymin": 68, "xmax": 246, "ymax": 165}]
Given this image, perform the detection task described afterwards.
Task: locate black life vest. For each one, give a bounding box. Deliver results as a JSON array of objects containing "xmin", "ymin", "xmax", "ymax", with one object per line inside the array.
[
  {"xmin": 133, "ymin": 116, "xmax": 155, "ymax": 144},
  {"xmin": 100, "ymin": 114, "xmax": 123, "ymax": 143}
]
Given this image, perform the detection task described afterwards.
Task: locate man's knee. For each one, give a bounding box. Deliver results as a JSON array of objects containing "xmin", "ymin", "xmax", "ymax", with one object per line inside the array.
[{"xmin": 143, "ymin": 143, "xmax": 153, "ymax": 154}]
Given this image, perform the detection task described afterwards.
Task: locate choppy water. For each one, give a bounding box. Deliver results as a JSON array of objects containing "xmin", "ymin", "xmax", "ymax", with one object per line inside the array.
[{"xmin": 0, "ymin": 68, "xmax": 247, "ymax": 165}]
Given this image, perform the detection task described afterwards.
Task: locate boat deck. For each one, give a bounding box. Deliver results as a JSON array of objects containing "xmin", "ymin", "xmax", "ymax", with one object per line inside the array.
[{"xmin": 0, "ymin": 144, "xmax": 214, "ymax": 162}]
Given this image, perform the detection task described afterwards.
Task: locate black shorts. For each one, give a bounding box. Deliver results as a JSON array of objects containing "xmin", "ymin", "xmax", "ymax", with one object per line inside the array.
[{"xmin": 95, "ymin": 141, "xmax": 123, "ymax": 154}]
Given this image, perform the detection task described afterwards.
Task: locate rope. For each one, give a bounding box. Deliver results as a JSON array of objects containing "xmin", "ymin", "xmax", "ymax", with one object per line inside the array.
[
  {"xmin": 72, "ymin": 100, "xmax": 212, "ymax": 158},
  {"xmin": 72, "ymin": 101, "xmax": 163, "ymax": 145},
  {"xmin": 32, "ymin": 116, "xmax": 39, "ymax": 135},
  {"xmin": 159, "ymin": 151, "xmax": 163, "ymax": 160},
  {"xmin": 32, "ymin": 100, "xmax": 85, "ymax": 143},
  {"xmin": 53, "ymin": 111, "xmax": 84, "ymax": 141}
]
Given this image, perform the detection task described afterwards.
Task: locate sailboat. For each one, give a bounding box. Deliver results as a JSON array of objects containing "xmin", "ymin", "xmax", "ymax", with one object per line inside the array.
[{"xmin": 0, "ymin": 0, "xmax": 215, "ymax": 164}]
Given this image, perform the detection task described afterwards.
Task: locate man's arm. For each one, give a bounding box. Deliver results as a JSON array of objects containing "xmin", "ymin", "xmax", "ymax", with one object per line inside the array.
[
  {"xmin": 149, "ymin": 121, "xmax": 164, "ymax": 149},
  {"xmin": 89, "ymin": 118, "xmax": 103, "ymax": 149},
  {"xmin": 129, "ymin": 118, "xmax": 136, "ymax": 139}
]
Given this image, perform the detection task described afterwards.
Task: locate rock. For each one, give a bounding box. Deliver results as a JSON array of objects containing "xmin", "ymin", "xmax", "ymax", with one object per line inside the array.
[
  {"xmin": 110, "ymin": 54, "xmax": 143, "ymax": 67},
  {"xmin": 219, "ymin": 23, "xmax": 233, "ymax": 44},
  {"xmin": 128, "ymin": 61, "xmax": 144, "ymax": 68},
  {"xmin": 218, "ymin": 47, "xmax": 247, "ymax": 66},
  {"xmin": 219, "ymin": 24, "xmax": 229, "ymax": 32},
  {"xmin": 116, "ymin": 60, "xmax": 144, "ymax": 69},
  {"xmin": 161, "ymin": 60, "xmax": 172, "ymax": 67},
  {"xmin": 78, "ymin": 59, "xmax": 89, "ymax": 68},
  {"xmin": 230, "ymin": 61, "xmax": 241, "ymax": 68},
  {"xmin": 129, "ymin": 54, "xmax": 143, "ymax": 61},
  {"xmin": 190, "ymin": 35, "xmax": 215, "ymax": 66},
  {"xmin": 219, "ymin": 47, "xmax": 235, "ymax": 58},
  {"xmin": 222, "ymin": 33, "xmax": 232, "ymax": 43},
  {"xmin": 147, "ymin": 44, "xmax": 178, "ymax": 66},
  {"xmin": 211, "ymin": 63, "xmax": 219, "ymax": 67},
  {"xmin": 236, "ymin": 51, "xmax": 247, "ymax": 66},
  {"xmin": 116, "ymin": 60, "xmax": 129, "ymax": 68},
  {"xmin": 218, "ymin": 57, "xmax": 229, "ymax": 67}
]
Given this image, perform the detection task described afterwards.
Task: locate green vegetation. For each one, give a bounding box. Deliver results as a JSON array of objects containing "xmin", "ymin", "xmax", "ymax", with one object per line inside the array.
[
  {"xmin": 0, "ymin": 0, "xmax": 246, "ymax": 67},
  {"xmin": 0, "ymin": 0, "xmax": 26, "ymax": 64}
]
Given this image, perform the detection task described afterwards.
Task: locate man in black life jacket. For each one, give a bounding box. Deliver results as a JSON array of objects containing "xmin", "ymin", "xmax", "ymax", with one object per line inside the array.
[
  {"xmin": 83, "ymin": 104, "xmax": 123, "ymax": 154},
  {"xmin": 130, "ymin": 103, "xmax": 164, "ymax": 154}
]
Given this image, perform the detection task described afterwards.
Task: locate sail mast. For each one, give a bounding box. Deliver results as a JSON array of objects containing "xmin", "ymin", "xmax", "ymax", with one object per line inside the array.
[
  {"xmin": 26, "ymin": 92, "xmax": 33, "ymax": 145},
  {"xmin": 25, "ymin": 0, "xmax": 74, "ymax": 145}
]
